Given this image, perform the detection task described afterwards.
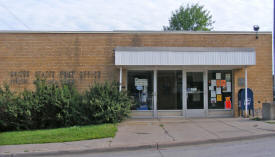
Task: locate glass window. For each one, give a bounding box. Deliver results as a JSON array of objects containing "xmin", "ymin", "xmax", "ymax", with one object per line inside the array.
[
  {"xmin": 208, "ymin": 70, "xmax": 232, "ymax": 109},
  {"xmin": 127, "ymin": 71, "xmax": 153, "ymax": 110}
]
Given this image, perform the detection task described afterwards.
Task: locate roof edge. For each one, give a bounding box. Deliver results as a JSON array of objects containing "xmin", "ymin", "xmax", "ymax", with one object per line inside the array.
[
  {"xmin": 115, "ymin": 46, "xmax": 255, "ymax": 52},
  {"xmin": 0, "ymin": 30, "xmax": 271, "ymax": 34}
]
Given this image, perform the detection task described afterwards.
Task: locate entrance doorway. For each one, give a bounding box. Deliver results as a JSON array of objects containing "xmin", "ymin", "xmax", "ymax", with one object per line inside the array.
[
  {"xmin": 184, "ymin": 71, "xmax": 206, "ymax": 117},
  {"xmin": 128, "ymin": 70, "xmax": 208, "ymax": 118},
  {"xmin": 187, "ymin": 72, "xmax": 204, "ymax": 109},
  {"xmin": 157, "ymin": 70, "xmax": 182, "ymax": 110}
]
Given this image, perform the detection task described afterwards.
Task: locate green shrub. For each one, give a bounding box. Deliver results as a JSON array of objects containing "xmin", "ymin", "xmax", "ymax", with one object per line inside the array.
[
  {"xmin": 0, "ymin": 84, "xmax": 21, "ymax": 131},
  {"xmin": 82, "ymin": 82, "xmax": 133, "ymax": 124},
  {"xmin": 0, "ymin": 84, "xmax": 34, "ymax": 131},
  {"xmin": 0, "ymin": 79, "xmax": 133, "ymax": 131},
  {"xmin": 30, "ymin": 79, "xmax": 75, "ymax": 129}
]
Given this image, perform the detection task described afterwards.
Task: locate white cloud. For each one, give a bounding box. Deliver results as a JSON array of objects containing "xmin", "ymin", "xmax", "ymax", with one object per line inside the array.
[{"xmin": 0, "ymin": 0, "xmax": 272, "ymax": 31}]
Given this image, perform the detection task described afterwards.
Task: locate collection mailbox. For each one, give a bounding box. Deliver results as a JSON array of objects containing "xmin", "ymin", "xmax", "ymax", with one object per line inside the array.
[{"xmin": 238, "ymin": 88, "xmax": 254, "ymax": 116}]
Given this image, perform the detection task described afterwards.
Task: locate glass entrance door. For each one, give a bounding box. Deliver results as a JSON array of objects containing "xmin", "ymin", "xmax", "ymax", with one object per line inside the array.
[{"xmin": 186, "ymin": 72, "xmax": 204, "ymax": 109}]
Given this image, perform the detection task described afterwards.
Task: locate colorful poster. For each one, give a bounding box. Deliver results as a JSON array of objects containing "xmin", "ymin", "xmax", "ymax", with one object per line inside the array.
[
  {"xmin": 216, "ymin": 80, "xmax": 221, "ymax": 87},
  {"xmin": 211, "ymin": 91, "xmax": 216, "ymax": 97},
  {"xmin": 216, "ymin": 87, "xmax": 221, "ymax": 94},
  {"xmin": 221, "ymin": 80, "xmax": 226, "ymax": 87},
  {"xmin": 225, "ymin": 74, "xmax": 231, "ymax": 81},
  {"xmin": 225, "ymin": 97, "xmax": 231, "ymax": 101},
  {"xmin": 211, "ymin": 98, "xmax": 216, "ymax": 103},
  {"xmin": 217, "ymin": 94, "xmax": 222, "ymax": 101},
  {"xmin": 211, "ymin": 80, "xmax": 216, "ymax": 86},
  {"xmin": 216, "ymin": 73, "xmax": 221, "ymax": 79},
  {"xmin": 225, "ymin": 97, "xmax": 231, "ymax": 109}
]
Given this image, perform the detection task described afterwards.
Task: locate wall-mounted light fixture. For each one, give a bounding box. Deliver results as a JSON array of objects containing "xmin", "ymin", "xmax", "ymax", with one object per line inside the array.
[{"xmin": 253, "ymin": 25, "xmax": 260, "ymax": 39}]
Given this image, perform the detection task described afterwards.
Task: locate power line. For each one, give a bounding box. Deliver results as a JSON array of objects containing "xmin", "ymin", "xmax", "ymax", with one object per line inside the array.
[{"xmin": 0, "ymin": 1, "xmax": 31, "ymax": 30}]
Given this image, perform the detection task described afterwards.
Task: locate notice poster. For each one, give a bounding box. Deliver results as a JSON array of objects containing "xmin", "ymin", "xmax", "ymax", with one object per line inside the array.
[
  {"xmin": 226, "ymin": 82, "xmax": 231, "ymax": 87},
  {"xmin": 216, "ymin": 80, "xmax": 221, "ymax": 87},
  {"xmin": 225, "ymin": 74, "xmax": 231, "ymax": 81},
  {"xmin": 222, "ymin": 86, "xmax": 227, "ymax": 92},
  {"xmin": 135, "ymin": 78, "xmax": 148, "ymax": 86},
  {"xmin": 221, "ymin": 80, "xmax": 226, "ymax": 87},
  {"xmin": 217, "ymin": 94, "xmax": 222, "ymax": 101},
  {"xmin": 211, "ymin": 91, "xmax": 216, "ymax": 97},
  {"xmin": 211, "ymin": 80, "xmax": 216, "ymax": 86},
  {"xmin": 226, "ymin": 82, "xmax": 231, "ymax": 92},
  {"xmin": 227, "ymin": 86, "xmax": 231, "ymax": 92},
  {"xmin": 216, "ymin": 87, "xmax": 221, "ymax": 94},
  {"xmin": 209, "ymin": 86, "xmax": 214, "ymax": 91},
  {"xmin": 211, "ymin": 98, "xmax": 216, "ymax": 103},
  {"xmin": 191, "ymin": 88, "xmax": 197, "ymax": 92},
  {"xmin": 216, "ymin": 73, "xmax": 221, "ymax": 79}
]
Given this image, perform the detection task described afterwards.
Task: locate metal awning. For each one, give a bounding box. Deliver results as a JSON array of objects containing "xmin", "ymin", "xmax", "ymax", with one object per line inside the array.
[{"xmin": 115, "ymin": 47, "xmax": 256, "ymax": 66}]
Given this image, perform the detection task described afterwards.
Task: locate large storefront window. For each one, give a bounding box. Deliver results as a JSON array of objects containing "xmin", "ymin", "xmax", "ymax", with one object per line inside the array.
[
  {"xmin": 208, "ymin": 70, "xmax": 232, "ymax": 109},
  {"xmin": 127, "ymin": 71, "xmax": 153, "ymax": 110}
]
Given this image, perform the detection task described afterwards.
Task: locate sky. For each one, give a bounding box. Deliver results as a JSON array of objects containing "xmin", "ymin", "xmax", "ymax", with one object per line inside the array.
[{"xmin": 0, "ymin": 0, "xmax": 273, "ymax": 31}]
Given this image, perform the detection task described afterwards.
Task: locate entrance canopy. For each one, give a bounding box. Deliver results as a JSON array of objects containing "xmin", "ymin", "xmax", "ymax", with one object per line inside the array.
[
  {"xmin": 115, "ymin": 47, "xmax": 256, "ymax": 67},
  {"xmin": 115, "ymin": 46, "xmax": 255, "ymax": 118}
]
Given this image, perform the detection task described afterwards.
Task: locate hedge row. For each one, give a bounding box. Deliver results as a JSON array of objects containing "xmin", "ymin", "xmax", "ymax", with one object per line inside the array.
[{"xmin": 0, "ymin": 79, "xmax": 133, "ymax": 131}]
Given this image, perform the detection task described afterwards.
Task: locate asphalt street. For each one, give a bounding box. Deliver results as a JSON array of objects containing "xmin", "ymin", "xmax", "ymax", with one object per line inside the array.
[{"xmin": 41, "ymin": 136, "xmax": 275, "ymax": 157}]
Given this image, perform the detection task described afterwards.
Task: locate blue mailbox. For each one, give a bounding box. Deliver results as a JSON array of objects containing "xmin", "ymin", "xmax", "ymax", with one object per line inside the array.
[{"xmin": 238, "ymin": 88, "xmax": 254, "ymax": 116}]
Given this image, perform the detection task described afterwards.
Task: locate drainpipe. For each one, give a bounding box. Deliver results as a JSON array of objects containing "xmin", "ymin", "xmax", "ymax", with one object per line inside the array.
[
  {"xmin": 153, "ymin": 69, "xmax": 157, "ymax": 118},
  {"xmin": 119, "ymin": 67, "xmax": 122, "ymax": 92},
  {"xmin": 245, "ymin": 67, "xmax": 248, "ymax": 117}
]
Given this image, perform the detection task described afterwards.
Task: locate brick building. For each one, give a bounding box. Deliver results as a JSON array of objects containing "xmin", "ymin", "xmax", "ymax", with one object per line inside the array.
[{"xmin": 0, "ymin": 31, "xmax": 272, "ymax": 118}]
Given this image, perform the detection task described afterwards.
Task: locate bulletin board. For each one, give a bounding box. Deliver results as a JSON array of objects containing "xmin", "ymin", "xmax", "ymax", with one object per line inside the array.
[{"xmin": 208, "ymin": 70, "xmax": 232, "ymax": 109}]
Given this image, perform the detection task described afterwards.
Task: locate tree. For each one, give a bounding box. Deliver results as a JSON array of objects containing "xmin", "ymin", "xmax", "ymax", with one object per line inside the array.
[{"xmin": 163, "ymin": 3, "xmax": 214, "ymax": 31}]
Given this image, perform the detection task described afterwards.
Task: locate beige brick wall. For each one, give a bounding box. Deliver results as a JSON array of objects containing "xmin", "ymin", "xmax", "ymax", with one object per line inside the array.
[{"xmin": 0, "ymin": 32, "xmax": 272, "ymax": 116}]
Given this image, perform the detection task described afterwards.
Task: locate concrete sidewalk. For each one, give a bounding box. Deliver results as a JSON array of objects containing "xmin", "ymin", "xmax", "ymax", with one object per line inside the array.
[{"xmin": 1, "ymin": 118, "xmax": 275, "ymax": 157}]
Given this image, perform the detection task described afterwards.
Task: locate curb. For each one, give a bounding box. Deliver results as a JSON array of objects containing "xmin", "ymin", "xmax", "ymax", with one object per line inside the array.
[{"xmin": 1, "ymin": 133, "xmax": 275, "ymax": 157}]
